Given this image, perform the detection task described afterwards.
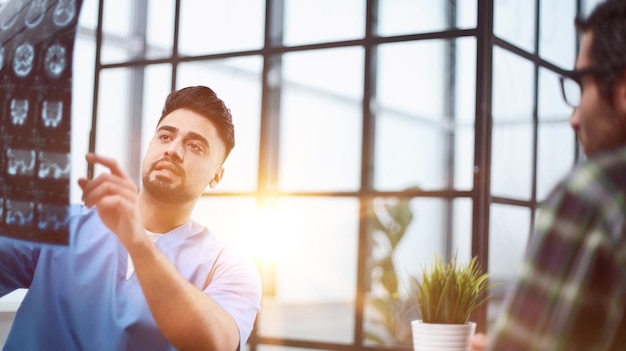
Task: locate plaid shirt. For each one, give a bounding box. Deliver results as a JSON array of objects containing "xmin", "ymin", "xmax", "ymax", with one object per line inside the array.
[{"xmin": 489, "ymin": 146, "xmax": 626, "ymax": 351}]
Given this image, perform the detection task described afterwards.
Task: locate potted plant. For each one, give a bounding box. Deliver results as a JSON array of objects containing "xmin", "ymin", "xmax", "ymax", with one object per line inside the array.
[{"xmin": 410, "ymin": 254, "xmax": 492, "ymax": 351}]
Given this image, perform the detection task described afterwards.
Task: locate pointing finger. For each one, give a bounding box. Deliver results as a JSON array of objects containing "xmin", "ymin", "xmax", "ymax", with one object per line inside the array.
[{"xmin": 85, "ymin": 153, "xmax": 129, "ymax": 179}]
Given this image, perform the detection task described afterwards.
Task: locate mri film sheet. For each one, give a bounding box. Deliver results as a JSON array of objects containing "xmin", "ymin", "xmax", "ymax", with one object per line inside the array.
[{"xmin": 0, "ymin": 0, "xmax": 82, "ymax": 245}]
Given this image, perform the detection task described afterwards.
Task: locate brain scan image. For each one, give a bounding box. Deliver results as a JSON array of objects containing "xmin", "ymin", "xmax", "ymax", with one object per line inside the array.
[
  {"xmin": 45, "ymin": 44, "xmax": 66, "ymax": 78},
  {"xmin": 54, "ymin": 0, "xmax": 76, "ymax": 27},
  {"xmin": 5, "ymin": 200, "xmax": 35, "ymax": 227},
  {"xmin": 6, "ymin": 148, "xmax": 36, "ymax": 176},
  {"xmin": 11, "ymin": 98, "xmax": 29, "ymax": 125},
  {"xmin": 0, "ymin": 0, "xmax": 82, "ymax": 244},
  {"xmin": 38, "ymin": 151, "xmax": 70, "ymax": 179},
  {"xmin": 37, "ymin": 203, "xmax": 70, "ymax": 231},
  {"xmin": 13, "ymin": 42, "xmax": 34, "ymax": 78},
  {"xmin": 25, "ymin": 0, "xmax": 46, "ymax": 29},
  {"xmin": 42, "ymin": 100, "xmax": 63, "ymax": 127}
]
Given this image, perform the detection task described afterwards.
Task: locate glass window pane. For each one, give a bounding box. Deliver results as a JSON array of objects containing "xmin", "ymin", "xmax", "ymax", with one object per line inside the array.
[
  {"xmin": 250, "ymin": 197, "xmax": 359, "ymax": 343},
  {"xmin": 279, "ymin": 48, "xmax": 363, "ymax": 192},
  {"xmin": 537, "ymin": 124, "xmax": 575, "ymax": 200},
  {"xmin": 455, "ymin": 38, "xmax": 477, "ymax": 190},
  {"xmin": 538, "ymin": 68, "xmax": 572, "ymax": 122},
  {"xmin": 537, "ymin": 68, "xmax": 575, "ymax": 200},
  {"xmin": 540, "ymin": 0, "xmax": 576, "ymax": 68},
  {"xmin": 494, "ymin": 0, "xmax": 536, "ymax": 53},
  {"xmin": 96, "ymin": 68, "xmax": 132, "ymax": 174},
  {"xmin": 102, "ymin": 1, "xmax": 175, "ymax": 62},
  {"xmin": 375, "ymin": 40, "xmax": 445, "ymax": 191},
  {"xmin": 284, "ymin": 0, "xmax": 365, "ymax": 46},
  {"xmin": 487, "ymin": 204, "xmax": 530, "ymax": 329},
  {"xmin": 102, "ymin": 0, "xmax": 132, "ymax": 37},
  {"xmin": 190, "ymin": 196, "xmax": 258, "ymax": 253},
  {"xmin": 179, "ymin": 0, "xmax": 264, "ymax": 56},
  {"xmin": 491, "ymin": 48, "xmax": 534, "ymax": 200},
  {"xmin": 455, "ymin": 127, "xmax": 475, "ymax": 190},
  {"xmin": 365, "ymin": 197, "xmax": 472, "ymax": 346},
  {"xmin": 375, "ymin": 109, "xmax": 446, "ymax": 191},
  {"xmin": 101, "ymin": 0, "xmax": 134, "ymax": 63},
  {"xmin": 491, "ymin": 124, "xmax": 534, "ymax": 200},
  {"xmin": 78, "ymin": 0, "xmax": 99, "ymax": 30},
  {"xmin": 488, "ymin": 204, "xmax": 530, "ymax": 282},
  {"xmin": 457, "ymin": 0, "xmax": 478, "ymax": 29},
  {"xmin": 377, "ymin": 41, "xmax": 446, "ymax": 130},
  {"xmin": 376, "ymin": 40, "xmax": 474, "ymax": 191},
  {"xmin": 456, "ymin": 39, "xmax": 477, "ymax": 125},
  {"xmin": 140, "ymin": 64, "xmax": 173, "ymax": 164},
  {"xmin": 146, "ymin": 0, "xmax": 175, "ymax": 59},
  {"xmin": 100, "ymin": 42, "xmax": 131, "ymax": 64},
  {"xmin": 378, "ymin": 0, "xmax": 477, "ymax": 36},
  {"xmin": 452, "ymin": 198, "xmax": 474, "ymax": 260},
  {"xmin": 177, "ymin": 57, "xmax": 263, "ymax": 192}
]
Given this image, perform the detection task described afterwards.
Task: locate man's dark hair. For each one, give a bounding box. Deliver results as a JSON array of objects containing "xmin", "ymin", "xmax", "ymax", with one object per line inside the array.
[
  {"xmin": 576, "ymin": 0, "xmax": 626, "ymax": 99},
  {"xmin": 158, "ymin": 85, "xmax": 235, "ymax": 162}
]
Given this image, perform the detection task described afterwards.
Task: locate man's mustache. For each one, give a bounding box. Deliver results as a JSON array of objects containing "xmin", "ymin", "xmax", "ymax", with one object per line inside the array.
[{"xmin": 150, "ymin": 156, "xmax": 184, "ymax": 176}]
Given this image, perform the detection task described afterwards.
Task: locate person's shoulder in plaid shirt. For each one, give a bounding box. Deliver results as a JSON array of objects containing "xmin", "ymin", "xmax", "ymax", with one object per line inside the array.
[
  {"xmin": 487, "ymin": 147, "xmax": 626, "ymax": 351},
  {"xmin": 470, "ymin": 1, "xmax": 626, "ymax": 350}
]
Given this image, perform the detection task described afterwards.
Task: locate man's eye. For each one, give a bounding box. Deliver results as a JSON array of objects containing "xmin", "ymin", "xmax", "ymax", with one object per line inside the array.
[
  {"xmin": 188, "ymin": 142, "xmax": 203, "ymax": 151},
  {"xmin": 159, "ymin": 134, "xmax": 171, "ymax": 141}
]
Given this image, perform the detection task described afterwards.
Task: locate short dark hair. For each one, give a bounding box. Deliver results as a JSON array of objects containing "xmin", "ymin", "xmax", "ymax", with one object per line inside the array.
[
  {"xmin": 575, "ymin": 0, "xmax": 626, "ymax": 99},
  {"xmin": 158, "ymin": 86, "xmax": 235, "ymax": 162}
]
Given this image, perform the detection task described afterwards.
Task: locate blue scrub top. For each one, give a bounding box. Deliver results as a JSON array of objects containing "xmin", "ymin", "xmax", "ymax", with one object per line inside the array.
[{"xmin": 0, "ymin": 205, "xmax": 262, "ymax": 351}]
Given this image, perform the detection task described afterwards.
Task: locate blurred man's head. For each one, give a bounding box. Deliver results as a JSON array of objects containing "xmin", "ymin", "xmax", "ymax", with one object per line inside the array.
[{"xmin": 567, "ymin": 0, "xmax": 626, "ymax": 156}]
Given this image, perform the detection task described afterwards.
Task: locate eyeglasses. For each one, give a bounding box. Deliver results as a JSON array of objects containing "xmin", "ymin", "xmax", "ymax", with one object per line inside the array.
[{"xmin": 559, "ymin": 64, "xmax": 625, "ymax": 108}]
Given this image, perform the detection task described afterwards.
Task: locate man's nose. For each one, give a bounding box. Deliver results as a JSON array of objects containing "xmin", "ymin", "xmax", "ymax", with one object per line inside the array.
[
  {"xmin": 164, "ymin": 140, "xmax": 184, "ymax": 161},
  {"xmin": 569, "ymin": 107, "xmax": 580, "ymax": 132}
]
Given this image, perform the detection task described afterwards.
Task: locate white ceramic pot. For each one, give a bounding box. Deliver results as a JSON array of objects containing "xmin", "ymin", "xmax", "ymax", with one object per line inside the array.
[{"xmin": 411, "ymin": 320, "xmax": 476, "ymax": 351}]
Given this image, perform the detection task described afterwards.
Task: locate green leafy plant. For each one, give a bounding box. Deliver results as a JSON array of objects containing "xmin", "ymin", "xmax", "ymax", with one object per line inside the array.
[
  {"xmin": 365, "ymin": 192, "xmax": 417, "ymax": 345},
  {"xmin": 412, "ymin": 254, "xmax": 492, "ymax": 324}
]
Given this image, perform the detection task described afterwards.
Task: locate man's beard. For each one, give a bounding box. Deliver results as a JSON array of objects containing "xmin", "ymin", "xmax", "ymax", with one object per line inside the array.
[
  {"xmin": 142, "ymin": 158, "xmax": 194, "ymax": 204},
  {"xmin": 143, "ymin": 177, "xmax": 195, "ymax": 204}
]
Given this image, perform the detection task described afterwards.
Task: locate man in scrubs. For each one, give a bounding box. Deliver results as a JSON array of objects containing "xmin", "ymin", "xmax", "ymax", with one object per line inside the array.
[{"xmin": 0, "ymin": 85, "xmax": 262, "ymax": 351}]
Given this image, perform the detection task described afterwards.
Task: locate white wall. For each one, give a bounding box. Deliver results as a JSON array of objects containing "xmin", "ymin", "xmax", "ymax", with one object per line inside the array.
[{"xmin": 0, "ymin": 290, "xmax": 26, "ymax": 345}]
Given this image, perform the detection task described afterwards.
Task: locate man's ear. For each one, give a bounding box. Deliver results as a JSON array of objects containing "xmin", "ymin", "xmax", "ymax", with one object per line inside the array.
[{"xmin": 208, "ymin": 166, "xmax": 225, "ymax": 189}]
